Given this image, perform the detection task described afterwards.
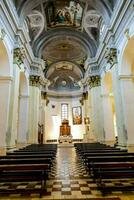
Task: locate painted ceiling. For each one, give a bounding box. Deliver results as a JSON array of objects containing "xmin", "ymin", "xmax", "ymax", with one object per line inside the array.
[{"xmin": 13, "ymin": 0, "xmax": 117, "ymax": 93}]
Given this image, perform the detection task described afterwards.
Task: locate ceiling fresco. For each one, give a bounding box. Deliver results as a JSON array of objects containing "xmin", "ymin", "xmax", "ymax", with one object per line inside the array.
[
  {"xmin": 46, "ymin": 1, "xmax": 83, "ymax": 28},
  {"xmin": 46, "ymin": 61, "xmax": 82, "ymax": 92},
  {"xmin": 13, "ymin": 0, "xmax": 117, "ymax": 93}
]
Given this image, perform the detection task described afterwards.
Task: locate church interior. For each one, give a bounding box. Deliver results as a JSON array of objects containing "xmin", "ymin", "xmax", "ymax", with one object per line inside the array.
[{"xmin": 1, "ymin": 0, "xmax": 134, "ymax": 199}]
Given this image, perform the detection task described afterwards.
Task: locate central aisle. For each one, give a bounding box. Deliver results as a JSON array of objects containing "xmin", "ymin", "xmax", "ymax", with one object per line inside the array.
[
  {"xmin": 45, "ymin": 146, "xmax": 121, "ymax": 199},
  {"xmin": 50, "ymin": 146, "xmax": 89, "ymax": 180}
]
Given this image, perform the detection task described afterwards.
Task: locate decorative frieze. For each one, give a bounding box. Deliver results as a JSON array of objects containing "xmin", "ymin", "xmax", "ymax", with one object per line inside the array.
[
  {"xmin": 29, "ymin": 75, "xmax": 40, "ymax": 87},
  {"xmin": 88, "ymin": 75, "xmax": 101, "ymax": 88},
  {"xmin": 13, "ymin": 47, "xmax": 25, "ymax": 66},
  {"xmin": 105, "ymin": 48, "xmax": 117, "ymax": 68},
  {"xmin": 0, "ymin": 28, "xmax": 6, "ymax": 40}
]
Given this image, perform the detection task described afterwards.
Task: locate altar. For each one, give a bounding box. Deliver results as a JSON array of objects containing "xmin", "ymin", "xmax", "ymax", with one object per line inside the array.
[{"xmin": 58, "ymin": 119, "xmax": 72, "ymax": 143}]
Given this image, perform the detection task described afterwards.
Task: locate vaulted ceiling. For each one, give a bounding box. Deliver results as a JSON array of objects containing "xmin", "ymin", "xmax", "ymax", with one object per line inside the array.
[{"xmin": 13, "ymin": 0, "xmax": 117, "ymax": 93}]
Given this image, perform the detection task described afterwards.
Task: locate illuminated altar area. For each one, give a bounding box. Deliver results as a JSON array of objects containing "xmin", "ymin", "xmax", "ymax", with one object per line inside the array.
[{"xmin": 58, "ymin": 119, "xmax": 72, "ymax": 143}]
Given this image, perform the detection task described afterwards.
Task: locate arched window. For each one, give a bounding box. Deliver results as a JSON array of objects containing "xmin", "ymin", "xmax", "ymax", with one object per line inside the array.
[{"xmin": 61, "ymin": 104, "xmax": 68, "ymax": 121}]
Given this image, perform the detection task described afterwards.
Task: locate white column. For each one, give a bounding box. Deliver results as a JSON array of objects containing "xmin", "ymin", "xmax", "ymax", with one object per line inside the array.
[
  {"xmin": 120, "ymin": 76, "xmax": 134, "ymax": 146},
  {"xmin": 101, "ymin": 81, "xmax": 115, "ymax": 142},
  {"xmin": 7, "ymin": 65, "xmax": 20, "ymax": 147},
  {"xmin": 101, "ymin": 93, "xmax": 115, "ymax": 141},
  {"xmin": 0, "ymin": 76, "xmax": 12, "ymax": 148},
  {"xmin": 90, "ymin": 86, "xmax": 104, "ymax": 142},
  {"xmin": 28, "ymin": 86, "xmax": 40, "ymax": 144},
  {"xmin": 111, "ymin": 66, "xmax": 127, "ymax": 146},
  {"xmin": 18, "ymin": 95, "xmax": 29, "ymax": 144},
  {"xmin": 84, "ymin": 90, "xmax": 94, "ymax": 141}
]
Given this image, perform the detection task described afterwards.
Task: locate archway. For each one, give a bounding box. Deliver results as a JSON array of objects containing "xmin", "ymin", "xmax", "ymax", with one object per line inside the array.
[
  {"xmin": 101, "ymin": 72, "xmax": 117, "ymax": 144},
  {"xmin": 0, "ymin": 40, "xmax": 12, "ymax": 150},
  {"xmin": 119, "ymin": 36, "xmax": 134, "ymax": 146},
  {"xmin": 17, "ymin": 72, "xmax": 29, "ymax": 145}
]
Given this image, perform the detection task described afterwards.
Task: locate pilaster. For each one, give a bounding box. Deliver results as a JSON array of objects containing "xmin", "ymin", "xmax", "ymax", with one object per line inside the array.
[
  {"xmin": 28, "ymin": 75, "xmax": 40, "ymax": 144},
  {"xmin": 88, "ymin": 75, "xmax": 104, "ymax": 142}
]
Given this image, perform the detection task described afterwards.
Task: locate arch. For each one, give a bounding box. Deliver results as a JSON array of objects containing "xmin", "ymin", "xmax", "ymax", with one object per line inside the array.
[
  {"xmin": 0, "ymin": 40, "xmax": 11, "ymax": 76},
  {"xmin": 34, "ymin": 28, "xmax": 96, "ymax": 58},
  {"xmin": 120, "ymin": 36, "xmax": 134, "ymax": 75},
  {"xmin": 119, "ymin": 33, "xmax": 134, "ymax": 146},
  {"xmin": 0, "ymin": 40, "xmax": 12, "ymax": 148}
]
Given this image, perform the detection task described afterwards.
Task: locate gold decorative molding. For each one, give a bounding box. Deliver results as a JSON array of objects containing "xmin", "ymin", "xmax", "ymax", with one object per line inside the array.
[
  {"xmin": 13, "ymin": 47, "xmax": 25, "ymax": 66},
  {"xmin": 105, "ymin": 48, "xmax": 117, "ymax": 68},
  {"xmin": 88, "ymin": 75, "xmax": 101, "ymax": 88},
  {"xmin": 29, "ymin": 75, "xmax": 40, "ymax": 87},
  {"xmin": 0, "ymin": 28, "xmax": 6, "ymax": 40}
]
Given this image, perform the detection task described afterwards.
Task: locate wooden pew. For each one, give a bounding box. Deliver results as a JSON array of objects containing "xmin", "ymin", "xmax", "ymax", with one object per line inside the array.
[
  {"xmin": 82, "ymin": 152, "xmax": 134, "ymax": 161},
  {"xmin": 7, "ymin": 151, "xmax": 55, "ymax": 155},
  {"xmin": 85, "ymin": 155, "xmax": 134, "ymax": 170},
  {"xmin": 0, "ymin": 163, "xmax": 50, "ymax": 197},
  {"xmin": 90, "ymin": 162, "xmax": 134, "ymax": 195},
  {"xmin": 0, "ymin": 154, "xmax": 55, "ymax": 161},
  {"xmin": 0, "ymin": 158, "xmax": 52, "ymax": 166}
]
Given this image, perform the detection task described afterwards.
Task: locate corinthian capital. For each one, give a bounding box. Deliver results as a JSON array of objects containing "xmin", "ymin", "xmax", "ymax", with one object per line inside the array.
[
  {"xmin": 105, "ymin": 48, "xmax": 117, "ymax": 68},
  {"xmin": 88, "ymin": 75, "xmax": 101, "ymax": 88},
  {"xmin": 29, "ymin": 75, "xmax": 40, "ymax": 87},
  {"xmin": 13, "ymin": 47, "xmax": 25, "ymax": 66}
]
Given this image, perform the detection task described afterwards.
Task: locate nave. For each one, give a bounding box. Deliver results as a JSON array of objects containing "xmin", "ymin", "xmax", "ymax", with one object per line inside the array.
[{"xmin": 0, "ymin": 144, "xmax": 134, "ymax": 200}]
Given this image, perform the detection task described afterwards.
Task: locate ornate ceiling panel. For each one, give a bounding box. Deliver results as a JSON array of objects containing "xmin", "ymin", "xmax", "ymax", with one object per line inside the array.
[{"xmin": 42, "ymin": 36, "xmax": 87, "ymax": 62}]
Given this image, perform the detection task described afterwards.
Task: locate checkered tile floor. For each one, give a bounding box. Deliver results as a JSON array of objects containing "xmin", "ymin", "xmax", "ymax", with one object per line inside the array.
[{"xmin": 0, "ymin": 146, "xmax": 133, "ymax": 199}]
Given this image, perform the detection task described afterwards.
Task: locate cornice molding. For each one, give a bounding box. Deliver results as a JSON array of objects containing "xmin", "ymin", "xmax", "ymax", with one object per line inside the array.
[
  {"xmin": 119, "ymin": 75, "xmax": 134, "ymax": 80},
  {"xmin": 0, "ymin": 76, "xmax": 14, "ymax": 81}
]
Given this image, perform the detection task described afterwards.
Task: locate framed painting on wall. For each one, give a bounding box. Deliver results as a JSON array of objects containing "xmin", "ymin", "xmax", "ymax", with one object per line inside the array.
[{"xmin": 72, "ymin": 106, "xmax": 82, "ymax": 125}]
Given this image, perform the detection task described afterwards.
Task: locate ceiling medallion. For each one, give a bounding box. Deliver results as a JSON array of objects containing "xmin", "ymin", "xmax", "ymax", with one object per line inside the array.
[{"xmin": 61, "ymin": 80, "xmax": 67, "ymax": 86}]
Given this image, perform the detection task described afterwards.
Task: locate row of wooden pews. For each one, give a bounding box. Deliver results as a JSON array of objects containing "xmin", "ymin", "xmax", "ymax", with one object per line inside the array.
[
  {"xmin": 75, "ymin": 142, "xmax": 134, "ymax": 195},
  {"xmin": 0, "ymin": 144, "xmax": 57, "ymax": 197}
]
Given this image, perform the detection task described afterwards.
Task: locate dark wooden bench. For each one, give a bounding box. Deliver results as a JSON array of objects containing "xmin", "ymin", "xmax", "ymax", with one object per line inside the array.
[
  {"xmin": 1, "ymin": 154, "xmax": 54, "ymax": 159},
  {"xmin": 7, "ymin": 151, "xmax": 55, "ymax": 156},
  {"xmin": 90, "ymin": 162, "xmax": 134, "ymax": 195},
  {"xmin": 82, "ymin": 151, "xmax": 130, "ymax": 160},
  {"xmin": 0, "ymin": 163, "xmax": 50, "ymax": 197},
  {"xmin": 85, "ymin": 155, "xmax": 134, "ymax": 170}
]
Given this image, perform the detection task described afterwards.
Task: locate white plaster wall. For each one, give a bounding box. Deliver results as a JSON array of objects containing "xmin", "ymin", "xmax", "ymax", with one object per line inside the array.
[{"xmin": 45, "ymin": 97, "xmax": 85, "ymax": 141}]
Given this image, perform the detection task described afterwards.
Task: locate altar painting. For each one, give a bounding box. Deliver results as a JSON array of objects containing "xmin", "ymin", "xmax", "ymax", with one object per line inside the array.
[{"xmin": 72, "ymin": 106, "xmax": 82, "ymax": 125}]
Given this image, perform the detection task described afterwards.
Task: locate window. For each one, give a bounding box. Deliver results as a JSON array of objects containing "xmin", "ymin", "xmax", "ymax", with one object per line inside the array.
[{"xmin": 61, "ymin": 104, "xmax": 68, "ymax": 121}]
